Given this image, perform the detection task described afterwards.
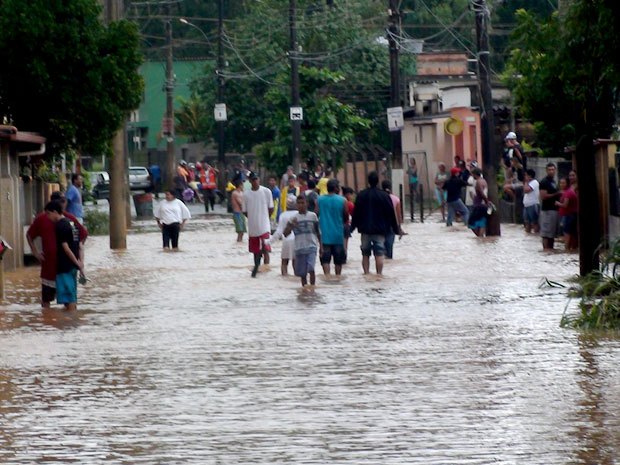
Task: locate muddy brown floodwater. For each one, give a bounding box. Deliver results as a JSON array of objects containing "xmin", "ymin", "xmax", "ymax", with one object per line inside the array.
[{"xmin": 1, "ymin": 217, "xmax": 620, "ymax": 464}]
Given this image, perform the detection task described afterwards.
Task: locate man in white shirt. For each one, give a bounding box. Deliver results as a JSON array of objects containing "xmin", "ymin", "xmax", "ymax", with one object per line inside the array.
[
  {"xmin": 522, "ymin": 169, "xmax": 540, "ymax": 233},
  {"xmin": 242, "ymin": 172, "xmax": 274, "ymax": 277}
]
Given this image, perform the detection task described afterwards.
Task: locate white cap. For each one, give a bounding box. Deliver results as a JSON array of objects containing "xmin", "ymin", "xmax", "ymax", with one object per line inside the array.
[{"xmin": 505, "ymin": 131, "xmax": 517, "ymax": 140}]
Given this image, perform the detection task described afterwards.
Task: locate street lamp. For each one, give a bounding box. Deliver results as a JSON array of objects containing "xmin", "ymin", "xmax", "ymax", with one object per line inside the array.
[{"xmin": 179, "ymin": 18, "xmax": 213, "ymax": 47}]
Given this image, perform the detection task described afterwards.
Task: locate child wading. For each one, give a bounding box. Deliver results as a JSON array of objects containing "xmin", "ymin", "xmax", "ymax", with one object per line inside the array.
[
  {"xmin": 284, "ymin": 195, "xmax": 321, "ymax": 287},
  {"xmin": 44, "ymin": 201, "xmax": 85, "ymax": 311}
]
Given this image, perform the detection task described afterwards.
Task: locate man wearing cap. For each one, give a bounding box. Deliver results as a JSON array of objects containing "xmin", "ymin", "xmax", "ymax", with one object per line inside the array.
[
  {"xmin": 502, "ymin": 131, "xmax": 526, "ymax": 172},
  {"xmin": 442, "ymin": 167, "xmax": 469, "ymax": 227},
  {"xmin": 27, "ymin": 192, "xmax": 88, "ymax": 309},
  {"xmin": 243, "ymin": 172, "xmax": 274, "ymax": 277}
]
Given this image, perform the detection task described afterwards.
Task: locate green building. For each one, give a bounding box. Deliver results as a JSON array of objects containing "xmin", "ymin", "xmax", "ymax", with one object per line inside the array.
[{"xmin": 128, "ymin": 59, "xmax": 210, "ymax": 166}]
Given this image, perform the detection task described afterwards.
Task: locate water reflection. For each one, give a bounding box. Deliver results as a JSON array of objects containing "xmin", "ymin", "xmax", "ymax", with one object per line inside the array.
[
  {"xmin": 571, "ymin": 335, "xmax": 620, "ymax": 465},
  {"xmin": 0, "ymin": 219, "xmax": 619, "ymax": 464}
]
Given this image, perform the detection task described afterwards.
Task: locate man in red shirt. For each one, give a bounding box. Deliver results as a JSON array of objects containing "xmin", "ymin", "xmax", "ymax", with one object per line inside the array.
[{"xmin": 27, "ymin": 192, "xmax": 88, "ymax": 308}]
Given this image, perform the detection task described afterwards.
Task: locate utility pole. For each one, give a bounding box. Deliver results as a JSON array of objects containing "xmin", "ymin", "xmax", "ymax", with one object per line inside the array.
[
  {"xmin": 216, "ymin": 0, "xmax": 227, "ymax": 194},
  {"xmin": 106, "ymin": 0, "xmax": 128, "ymax": 249},
  {"xmin": 289, "ymin": 0, "xmax": 302, "ymax": 172},
  {"xmin": 164, "ymin": 4, "xmax": 176, "ymax": 190},
  {"xmin": 473, "ymin": 0, "xmax": 500, "ymax": 236},
  {"xmin": 388, "ymin": 0, "xmax": 402, "ymax": 171}
]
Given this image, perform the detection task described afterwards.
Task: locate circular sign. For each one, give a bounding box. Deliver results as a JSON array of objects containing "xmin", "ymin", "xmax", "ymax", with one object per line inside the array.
[{"xmin": 444, "ymin": 117, "xmax": 464, "ymax": 136}]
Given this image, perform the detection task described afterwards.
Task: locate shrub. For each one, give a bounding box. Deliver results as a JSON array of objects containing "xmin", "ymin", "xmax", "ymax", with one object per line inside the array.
[
  {"xmin": 561, "ymin": 238, "xmax": 620, "ymax": 330},
  {"xmin": 83, "ymin": 210, "xmax": 109, "ymax": 236}
]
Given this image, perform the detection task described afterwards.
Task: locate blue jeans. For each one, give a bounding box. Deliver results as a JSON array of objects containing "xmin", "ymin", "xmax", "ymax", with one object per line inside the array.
[{"xmin": 446, "ymin": 199, "xmax": 469, "ymax": 226}]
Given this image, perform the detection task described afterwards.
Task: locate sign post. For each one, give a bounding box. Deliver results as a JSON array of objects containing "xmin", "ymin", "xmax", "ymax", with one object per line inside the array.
[
  {"xmin": 387, "ymin": 106, "xmax": 404, "ymax": 132},
  {"xmin": 161, "ymin": 117, "xmax": 174, "ymax": 139},
  {"xmin": 214, "ymin": 103, "xmax": 227, "ymax": 122},
  {"xmin": 290, "ymin": 107, "xmax": 303, "ymax": 121}
]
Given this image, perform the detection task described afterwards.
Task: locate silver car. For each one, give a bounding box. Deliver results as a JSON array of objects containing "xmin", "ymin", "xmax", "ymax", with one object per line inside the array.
[{"xmin": 129, "ymin": 166, "xmax": 151, "ymax": 191}]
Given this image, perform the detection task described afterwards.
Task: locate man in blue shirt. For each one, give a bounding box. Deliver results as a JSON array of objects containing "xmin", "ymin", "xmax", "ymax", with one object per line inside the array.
[
  {"xmin": 317, "ymin": 179, "xmax": 349, "ymax": 275},
  {"xmin": 149, "ymin": 164, "xmax": 161, "ymax": 195},
  {"xmin": 65, "ymin": 174, "xmax": 84, "ymax": 224}
]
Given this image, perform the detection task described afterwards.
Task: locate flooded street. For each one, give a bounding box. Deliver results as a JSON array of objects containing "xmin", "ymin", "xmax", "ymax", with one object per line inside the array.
[{"xmin": 1, "ymin": 217, "xmax": 620, "ymax": 464}]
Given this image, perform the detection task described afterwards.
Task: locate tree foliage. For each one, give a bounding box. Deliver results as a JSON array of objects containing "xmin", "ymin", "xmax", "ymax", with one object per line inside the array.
[
  {"xmin": 505, "ymin": 1, "xmax": 620, "ymax": 155},
  {"xmin": 0, "ymin": 0, "xmax": 144, "ymax": 156},
  {"xmin": 255, "ymin": 67, "xmax": 372, "ymax": 174},
  {"xmin": 176, "ymin": 0, "xmax": 407, "ymax": 171}
]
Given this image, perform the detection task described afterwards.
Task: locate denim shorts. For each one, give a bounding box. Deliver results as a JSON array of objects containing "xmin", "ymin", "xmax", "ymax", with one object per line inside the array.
[
  {"xmin": 294, "ymin": 250, "xmax": 316, "ymax": 277},
  {"xmin": 523, "ymin": 204, "xmax": 540, "ymax": 224},
  {"xmin": 360, "ymin": 234, "xmax": 386, "ymax": 257}
]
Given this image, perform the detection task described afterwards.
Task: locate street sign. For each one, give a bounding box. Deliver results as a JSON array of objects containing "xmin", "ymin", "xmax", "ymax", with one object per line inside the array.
[
  {"xmin": 161, "ymin": 117, "xmax": 174, "ymax": 137},
  {"xmin": 290, "ymin": 107, "xmax": 303, "ymax": 121},
  {"xmin": 214, "ymin": 103, "xmax": 227, "ymax": 122},
  {"xmin": 387, "ymin": 106, "xmax": 404, "ymax": 132}
]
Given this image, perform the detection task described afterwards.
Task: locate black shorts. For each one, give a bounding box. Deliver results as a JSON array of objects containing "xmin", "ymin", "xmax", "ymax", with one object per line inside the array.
[
  {"xmin": 343, "ymin": 224, "xmax": 352, "ymax": 239},
  {"xmin": 321, "ymin": 244, "xmax": 346, "ymax": 265},
  {"xmin": 42, "ymin": 284, "xmax": 56, "ymax": 303}
]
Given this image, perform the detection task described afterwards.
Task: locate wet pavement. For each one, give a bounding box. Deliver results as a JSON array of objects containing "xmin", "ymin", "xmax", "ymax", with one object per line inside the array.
[{"xmin": 1, "ymin": 216, "xmax": 620, "ymax": 464}]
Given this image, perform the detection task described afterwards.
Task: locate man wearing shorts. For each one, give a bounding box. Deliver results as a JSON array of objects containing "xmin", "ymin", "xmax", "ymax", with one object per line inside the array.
[
  {"xmin": 231, "ymin": 180, "xmax": 247, "ymax": 242},
  {"xmin": 350, "ymin": 171, "xmax": 400, "ymax": 275},
  {"xmin": 284, "ymin": 195, "xmax": 321, "ymax": 287},
  {"xmin": 317, "ymin": 179, "xmax": 349, "ymax": 275},
  {"xmin": 242, "ymin": 172, "xmax": 274, "ymax": 277},
  {"xmin": 44, "ymin": 201, "xmax": 85, "ymax": 311},
  {"xmin": 27, "ymin": 192, "xmax": 87, "ymax": 308},
  {"xmin": 539, "ymin": 163, "xmax": 562, "ymax": 250}
]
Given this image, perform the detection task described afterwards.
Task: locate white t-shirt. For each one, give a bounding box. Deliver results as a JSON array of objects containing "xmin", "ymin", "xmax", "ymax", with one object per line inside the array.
[
  {"xmin": 523, "ymin": 179, "xmax": 540, "ymax": 207},
  {"xmin": 242, "ymin": 185, "xmax": 274, "ymax": 237},
  {"xmin": 154, "ymin": 199, "xmax": 191, "ymax": 225}
]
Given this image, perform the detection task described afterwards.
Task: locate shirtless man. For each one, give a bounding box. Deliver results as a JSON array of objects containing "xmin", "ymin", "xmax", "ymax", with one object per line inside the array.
[{"xmin": 231, "ymin": 180, "xmax": 246, "ymax": 242}]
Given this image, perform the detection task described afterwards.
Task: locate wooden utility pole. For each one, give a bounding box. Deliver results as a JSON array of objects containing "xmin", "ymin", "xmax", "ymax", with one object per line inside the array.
[
  {"xmin": 473, "ymin": 0, "xmax": 500, "ymax": 236},
  {"xmin": 164, "ymin": 5, "xmax": 176, "ymax": 189},
  {"xmin": 105, "ymin": 0, "xmax": 128, "ymax": 249},
  {"xmin": 388, "ymin": 0, "xmax": 403, "ymax": 171},
  {"xmin": 575, "ymin": 112, "xmax": 600, "ymax": 276},
  {"xmin": 289, "ymin": 0, "xmax": 302, "ymax": 172},
  {"xmin": 216, "ymin": 0, "xmax": 227, "ymax": 194}
]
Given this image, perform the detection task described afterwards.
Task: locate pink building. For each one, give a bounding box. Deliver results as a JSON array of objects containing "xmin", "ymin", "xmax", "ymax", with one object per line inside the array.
[{"xmin": 401, "ymin": 52, "xmax": 484, "ymax": 199}]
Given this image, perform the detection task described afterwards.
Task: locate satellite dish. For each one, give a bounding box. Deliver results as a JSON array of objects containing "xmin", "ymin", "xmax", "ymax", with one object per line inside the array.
[{"xmin": 444, "ymin": 117, "xmax": 464, "ymax": 136}]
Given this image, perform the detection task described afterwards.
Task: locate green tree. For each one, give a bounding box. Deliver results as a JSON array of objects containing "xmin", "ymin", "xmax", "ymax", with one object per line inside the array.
[
  {"xmin": 505, "ymin": 3, "xmax": 620, "ymax": 156},
  {"xmin": 179, "ymin": 0, "xmax": 403, "ymax": 170},
  {"xmin": 503, "ymin": 10, "xmax": 573, "ymax": 156},
  {"xmin": 505, "ymin": 0, "xmax": 620, "ymax": 274},
  {"xmin": 255, "ymin": 67, "xmax": 372, "ymax": 174},
  {"xmin": 0, "ymin": 0, "xmax": 144, "ymax": 156}
]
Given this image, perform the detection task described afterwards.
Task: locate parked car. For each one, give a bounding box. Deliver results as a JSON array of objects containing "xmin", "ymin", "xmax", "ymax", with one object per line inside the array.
[
  {"xmin": 129, "ymin": 166, "xmax": 152, "ymax": 191},
  {"xmin": 89, "ymin": 171, "xmax": 110, "ymax": 200}
]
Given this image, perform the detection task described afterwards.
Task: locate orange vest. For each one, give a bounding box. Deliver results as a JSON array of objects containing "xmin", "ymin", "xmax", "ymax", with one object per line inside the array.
[{"xmin": 200, "ymin": 168, "xmax": 217, "ymax": 189}]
